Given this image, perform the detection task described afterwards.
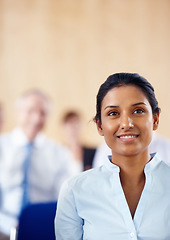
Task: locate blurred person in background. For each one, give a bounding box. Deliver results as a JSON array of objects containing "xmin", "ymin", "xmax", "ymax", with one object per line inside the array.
[
  {"xmin": 0, "ymin": 103, "xmax": 5, "ymax": 239},
  {"xmin": 0, "ymin": 103, "xmax": 4, "ymax": 133},
  {"xmin": 61, "ymin": 111, "xmax": 96, "ymax": 174},
  {"xmin": 0, "ymin": 90, "xmax": 73, "ymax": 239},
  {"xmin": 93, "ymin": 132, "xmax": 170, "ymax": 168}
]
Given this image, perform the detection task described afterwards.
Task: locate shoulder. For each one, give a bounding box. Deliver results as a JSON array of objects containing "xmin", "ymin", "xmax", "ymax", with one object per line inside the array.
[
  {"xmin": 36, "ymin": 134, "xmax": 69, "ymax": 153},
  {"xmin": 36, "ymin": 133, "xmax": 57, "ymax": 147},
  {"xmin": 159, "ymin": 160, "xmax": 170, "ymax": 172},
  {"xmin": 152, "ymin": 156, "xmax": 170, "ymax": 185},
  {"xmin": 0, "ymin": 131, "xmax": 14, "ymax": 146},
  {"xmin": 62, "ymin": 166, "xmax": 106, "ymax": 193}
]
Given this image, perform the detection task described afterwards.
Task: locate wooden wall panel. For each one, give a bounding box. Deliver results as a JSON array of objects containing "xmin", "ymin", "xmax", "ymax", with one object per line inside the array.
[{"xmin": 0, "ymin": 0, "xmax": 170, "ymax": 146}]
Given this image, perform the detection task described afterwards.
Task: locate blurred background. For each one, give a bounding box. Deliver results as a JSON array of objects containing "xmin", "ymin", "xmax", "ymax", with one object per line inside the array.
[{"xmin": 0, "ymin": 0, "xmax": 170, "ymax": 147}]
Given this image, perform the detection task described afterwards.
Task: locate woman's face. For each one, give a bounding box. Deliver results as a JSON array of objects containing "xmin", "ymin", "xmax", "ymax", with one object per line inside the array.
[{"xmin": 97, "ymin": 85, "xmax": 159, "ymax": 158}]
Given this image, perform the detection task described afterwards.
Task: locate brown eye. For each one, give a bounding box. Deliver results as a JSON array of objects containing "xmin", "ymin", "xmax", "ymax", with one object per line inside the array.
[
  {"xmin": 108, "ymin": 111, "xmax": 119, "ymax": 116},
  {"xmin": 133, "ymin": 109, "xmax": 145, "ymax": 114}
]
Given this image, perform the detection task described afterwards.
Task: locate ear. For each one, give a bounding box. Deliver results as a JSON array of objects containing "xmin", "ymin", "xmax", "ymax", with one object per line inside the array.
[
  {"xmin": 153, "ymin": 112, "xmax": 160, "ymax": 131},
  {"xmin": 96, "ymin": 120, "xmax": 104, "ymax": 136}
]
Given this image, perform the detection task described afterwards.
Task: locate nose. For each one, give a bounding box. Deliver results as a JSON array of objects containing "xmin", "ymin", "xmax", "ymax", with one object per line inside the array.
[
  {"xmin": 30, "ymin": 111, "xmax": 45, "ymax": 126},
  {"xmin": 119, "ymin": 114, "xmax": 134, "ymax": 130}
]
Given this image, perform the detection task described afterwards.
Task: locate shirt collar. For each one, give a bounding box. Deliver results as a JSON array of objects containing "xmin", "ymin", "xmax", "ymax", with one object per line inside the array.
[
  {"xmin": 11, "ymin": 127, "xmax": 46, "ymax": 148},
  {"xmin": 104, "ymin": 155, "xmax": 120, "ymax": 173},
  {"xmin": 144, "ymin": 152, "xmax": 162, "ymax": 173},
  {"xmin": 104, "ymin": 152, "xmax": 162, "ymax": 174}
]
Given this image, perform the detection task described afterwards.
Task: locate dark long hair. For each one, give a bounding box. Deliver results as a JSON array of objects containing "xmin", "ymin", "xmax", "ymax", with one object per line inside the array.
[{"xmin": 94, "ymin": 73, "xmax": 160, "ymax": 123}]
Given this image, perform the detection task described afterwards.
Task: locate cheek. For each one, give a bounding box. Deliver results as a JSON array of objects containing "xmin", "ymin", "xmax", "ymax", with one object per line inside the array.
[
  {"xmin": 102, "ymin": 120, "xmax": 118, "ymax": 136},
  {"xmin": 137, "ymin": 115, "xmax": 153, "ymax": 128},
  {"xmin": 21, "ymin": 115, "xmax": 30, "ymax": 125},
  {"xmin": 144, "ymin": 118, "xmax": 154, "ymax": 130},
  {"xmin": 140, "ymin": 119, "xmax": 154, "ymax": 140}
]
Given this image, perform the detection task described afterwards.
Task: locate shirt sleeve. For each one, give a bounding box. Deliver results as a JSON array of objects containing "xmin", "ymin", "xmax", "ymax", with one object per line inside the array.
[{"xmin": 54, "ymin": 180, "xmax": 83, "ymax": 240}]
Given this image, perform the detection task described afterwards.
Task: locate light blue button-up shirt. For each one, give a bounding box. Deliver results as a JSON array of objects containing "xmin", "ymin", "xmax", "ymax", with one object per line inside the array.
[{"xmin": 55, "ymin": 153, "xmax": 170, "ymax": 240}]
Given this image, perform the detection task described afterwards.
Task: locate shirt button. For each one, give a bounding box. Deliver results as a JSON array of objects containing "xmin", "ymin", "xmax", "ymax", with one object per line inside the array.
[{"xmin": 130, "ymin": 232, "xmax": 135, "ymax": 237}]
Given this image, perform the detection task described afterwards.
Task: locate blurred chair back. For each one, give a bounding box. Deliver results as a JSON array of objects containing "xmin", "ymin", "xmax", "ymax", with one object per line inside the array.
[{"xmin": 17, "ymin": 202, "xmax": 57, "ymax": 240}]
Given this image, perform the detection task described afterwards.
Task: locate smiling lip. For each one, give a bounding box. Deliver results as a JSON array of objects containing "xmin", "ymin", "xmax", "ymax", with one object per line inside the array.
[{"xmin": 117, "ymin": 134, "xmax": 139, "ymax": 142}]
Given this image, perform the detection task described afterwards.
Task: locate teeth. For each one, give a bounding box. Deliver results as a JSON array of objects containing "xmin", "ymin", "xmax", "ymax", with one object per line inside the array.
[{"xmin": 119, "ymin": 135, "xmax": 136, "ymax": 139}]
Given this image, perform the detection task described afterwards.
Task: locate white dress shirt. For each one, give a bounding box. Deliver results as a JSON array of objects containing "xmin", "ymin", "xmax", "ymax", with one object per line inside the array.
[
  {"xmin": 0, "ymin": 128, "xmax": 74, "ymax": 235},
  {"xmin": 55, "ymin": 153, "xmax": 170, "ymax": 240}
]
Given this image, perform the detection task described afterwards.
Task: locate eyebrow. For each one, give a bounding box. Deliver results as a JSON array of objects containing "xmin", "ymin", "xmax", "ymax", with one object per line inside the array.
[
  {"xmin": 132, "ymin": 102, "xmax": 147, "ymax": 107},
  {"xmin": 104, "ymin": 102, "xmax": 146, "ymax": 110}
]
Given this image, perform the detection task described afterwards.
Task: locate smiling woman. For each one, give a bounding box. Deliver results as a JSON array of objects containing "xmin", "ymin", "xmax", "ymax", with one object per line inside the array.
[
  {"xmin": 96, "ymin": 85, "xmax": 159, "ymax": 160},
  {"xmin": 55, "ymin": 73, "xmax": 170, "ymax": 240}
]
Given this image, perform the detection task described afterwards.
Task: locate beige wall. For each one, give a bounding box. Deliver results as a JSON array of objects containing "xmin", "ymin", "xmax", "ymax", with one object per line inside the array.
[{"xmin": 0, "ymin": 0, "xmax": 170, "ymax": 146}]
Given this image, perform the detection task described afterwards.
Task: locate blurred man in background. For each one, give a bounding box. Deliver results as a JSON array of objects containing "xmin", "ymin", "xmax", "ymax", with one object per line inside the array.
[
  {"xmin": 0, "ymin": 90, "xmax": 73, "ymax": 239},
  {"xmin": 0, "ymin": 103, "xmax": 4, "ymax": 133}
]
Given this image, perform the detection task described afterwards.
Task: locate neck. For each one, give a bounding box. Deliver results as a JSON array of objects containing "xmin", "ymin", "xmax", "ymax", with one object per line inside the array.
[
  {"xmin": 22, "ymin": 129, "xmax": 37, "ymax": 142},
  {"xmin": 67, "ymin": 139, "xmax": 80, "ymax": 147},
  {"xmin": 112, "ymin": 152, "xmax": 151, "ymax": 187},
  {"xmin": 65, "ymin": 141, "xmax": 83, "ymax": 162}
]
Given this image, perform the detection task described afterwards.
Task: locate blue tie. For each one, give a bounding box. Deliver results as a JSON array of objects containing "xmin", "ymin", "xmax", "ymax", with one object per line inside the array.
[{"xmin": 20, "ymin": 142, "xmax": 33, "ymax": 212}]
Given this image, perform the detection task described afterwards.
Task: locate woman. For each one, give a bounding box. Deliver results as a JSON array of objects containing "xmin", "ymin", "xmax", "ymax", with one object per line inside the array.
[
  {"xmin": 55, "ymin": 73, "xmax": 170, "ymax": 240},
  {"xmin": 61, "ymin": 111, "xmax": 96, "ymax": 173}
]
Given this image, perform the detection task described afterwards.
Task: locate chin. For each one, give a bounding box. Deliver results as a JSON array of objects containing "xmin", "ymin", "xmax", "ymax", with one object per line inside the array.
[
  {"xmin": 116, "ymin": 148, "xmax": 143, "ymax": 157},
  {"xmin": 26, "ymin": 129, "xmax": 39, "ymax": 140}
]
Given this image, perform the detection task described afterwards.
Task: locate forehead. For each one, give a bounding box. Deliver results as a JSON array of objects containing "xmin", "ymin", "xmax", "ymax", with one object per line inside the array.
[
  {"xmin": 20, "ymin": 94, "xmax": 48, "ymax": 112},
  {"xmin": 65, "ymin": 116, "xmax": 80, "ymax": 123},
  {"xmin": 101, "ymin": 85, "xmax": 150, "ymax": 108}
]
